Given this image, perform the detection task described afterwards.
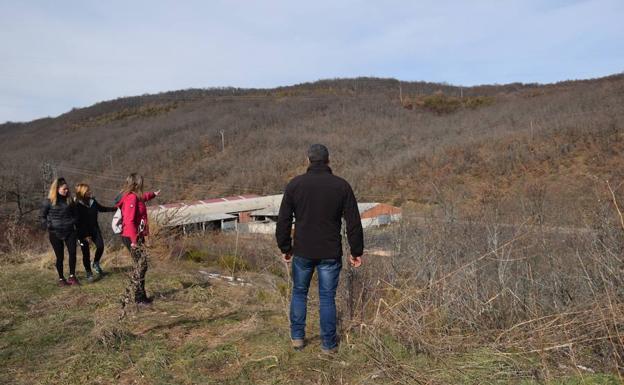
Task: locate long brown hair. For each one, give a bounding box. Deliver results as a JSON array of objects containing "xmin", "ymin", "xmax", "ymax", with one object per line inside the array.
[
  {"xmin": 121, "ymin": 173, "xmax": 144, "ymax": 199},
  {"xmin": 48, "ymin": 177, "xmax": 70, "ymax": 206},
  {"xmin": 75, "ymin": 183, "xmax": 90, "ymax": 204}
]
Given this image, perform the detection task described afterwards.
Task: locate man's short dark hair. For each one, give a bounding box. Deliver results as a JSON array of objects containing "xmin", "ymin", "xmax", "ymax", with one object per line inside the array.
[{"xmin": 307, "ymin": 144, "xmax": 329, "ymax": 163}]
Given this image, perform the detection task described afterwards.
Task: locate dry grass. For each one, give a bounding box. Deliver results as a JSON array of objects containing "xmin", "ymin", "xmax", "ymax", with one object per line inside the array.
[
  {"xmin": 0, "ymin": 237, "xmax": 622, "ymax": 384},
  {"xmin": 330, "ymin": 184, "xmax": 624, "ymax": 384},
  {"xmin": 1, "ymin": 75, "xmax": 624, "ymax": 384}
]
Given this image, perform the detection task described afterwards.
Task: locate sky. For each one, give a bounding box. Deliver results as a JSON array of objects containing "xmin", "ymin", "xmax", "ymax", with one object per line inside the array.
[{"xmin": 1, "ymin": 0, "xmax": 623, "ymax": 123}]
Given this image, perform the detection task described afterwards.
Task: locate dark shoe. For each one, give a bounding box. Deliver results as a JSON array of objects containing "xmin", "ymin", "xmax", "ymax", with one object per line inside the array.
[
  {"xmin": 86, "ymin": 272, "xmax": 95, "ymax": 282},
  {"xmin": 291, "ymin": 339, "xmax": 305, "ymax": 351},
  {"xmin": 92, "ymin": 262, "xmax": 106, "ymax": 276},
  {"xmin": 67, "ymin": 275, "xmax": 80, "ymax": 286},
  {"xmin": 136, "ymin": 296, "xmax": 153, "ymax": 305},
  {"xmin": 58, "ymin": 278, "xmax": 70, "ymax": 287}
]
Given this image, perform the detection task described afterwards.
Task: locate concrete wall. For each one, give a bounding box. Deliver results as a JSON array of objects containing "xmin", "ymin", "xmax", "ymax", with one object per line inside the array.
[
  {"xmin": 361, "ymin": 213, "xmax": 402, "ymax": 228},
  {"xmin": 246, "ymin": 222, "xmax": 276, "ymax": 234}
]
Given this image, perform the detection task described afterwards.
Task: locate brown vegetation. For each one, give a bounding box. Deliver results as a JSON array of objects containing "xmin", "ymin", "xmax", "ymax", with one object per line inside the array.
[{"xmin": 1, "ymin": 74, "xmax": 624, "ymax": 382}]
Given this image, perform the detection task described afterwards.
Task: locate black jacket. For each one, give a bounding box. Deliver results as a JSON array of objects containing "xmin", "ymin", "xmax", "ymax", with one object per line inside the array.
[
  {"xmin": 40, "ymin": 198, "xmax": 78, "ymax": 239},
  {"xmin": 75, "ymin": 198, "xmax": 116, "ymax": 238},
  {"xmin": 276, "ymin": 163, "xmax": 364, "ymax": 260}
]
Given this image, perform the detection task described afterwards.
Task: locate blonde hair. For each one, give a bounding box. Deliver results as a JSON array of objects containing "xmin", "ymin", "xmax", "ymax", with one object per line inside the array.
[
  {"xmin": 48, "ymin": 177, "xmax": 70, "ymax": 206},
  {"xmin": 75, "ymin": 183, "xmax": 90, "ymax": 203},
  {"xmin": 121, "ymin": 173, "xmax": 144, "ymax": 199}
]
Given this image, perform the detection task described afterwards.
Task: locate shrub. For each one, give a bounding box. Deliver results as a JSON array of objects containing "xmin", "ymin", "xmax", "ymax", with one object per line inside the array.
[
  {"xmin": 420, "ymin": 93, "xmax": 462, "ymax": 114},
  {"xmin": 218, "ymin": 254, "xmax": 250, "ymax": 274},
  {"xmin": 463, "ymin": 95, "xmax": 495, "ymax": 109},
  {"xmin": 183, "ymin": 249, "xmax": 208, "ymax": 263}
]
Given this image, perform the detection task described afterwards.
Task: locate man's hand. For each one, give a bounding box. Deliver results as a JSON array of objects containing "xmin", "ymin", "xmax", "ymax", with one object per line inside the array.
[
  {"xmin": 282, "ymin": 252, "xmax": 293, "ymax": 263},
  {"xmin": 154, "ymin": 189, "xmax": 161, "ymax": 197},
  {"xmin": 131, "ymin": 243, "xmax": 138, "ymax": 249},
  {"xmin": 349, "ymin": 255, "xmax": 362, "ymax": 268}
]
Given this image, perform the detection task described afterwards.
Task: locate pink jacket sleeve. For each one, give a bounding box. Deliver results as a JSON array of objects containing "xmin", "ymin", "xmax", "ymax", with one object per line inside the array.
[
  {"xmin": 122, "ymin": 193, "xmax": 139, "ymax": 244},
  {"xmin": 142, "ymin": 192, "xmax": 156, "ymax": 202}
]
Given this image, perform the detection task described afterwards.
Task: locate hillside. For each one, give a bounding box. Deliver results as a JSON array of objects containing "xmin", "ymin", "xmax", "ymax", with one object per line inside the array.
[
  {"xmin": 2, "ymin": 75, "xmax": 624, "ymax": 384},
  {"xmin": 1, "ymin": 74, "xmax": 623, "ymax": 227}
]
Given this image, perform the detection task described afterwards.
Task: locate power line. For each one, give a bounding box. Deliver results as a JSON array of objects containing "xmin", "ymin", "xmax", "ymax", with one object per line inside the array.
[
  {"xmin": 55, "ymin": 165, "xmax": 274, "ymax": 196},
  {"xmin": 53, "ymin": 164, "xmax": 407, "ymax": 203}
]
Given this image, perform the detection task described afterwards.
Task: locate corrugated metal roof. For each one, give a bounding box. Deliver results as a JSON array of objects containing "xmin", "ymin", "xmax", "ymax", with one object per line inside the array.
[
  {"xmin": 154, "ymin": 194, "xmax": 260, "ymax": 210},
  {"xmin": 162, "ymin": 212, "xmax": 236, "ymax": 226},
  {"xmin": 152, "ymin": 195, "xmax": 400, "ymax": 227},
  {"xmin": 358, "ymin": 203, "xmax": 378, "ymax": 213},
  {"xmin": 250, "ymin": 208, "xmax": 280, "ymax": 216},
  {"xmin": 151, "ymin": 194, "xmax": 283, "ymax": 226},
  {"xmin": 159, "ymin": 202, "xmax": 186, "ymax": 209}
]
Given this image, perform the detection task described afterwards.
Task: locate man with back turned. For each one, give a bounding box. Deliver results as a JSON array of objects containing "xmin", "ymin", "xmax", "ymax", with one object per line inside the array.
[{"xmin": 276, "ymin": 144, "xmax": 364, "ymax": 354}]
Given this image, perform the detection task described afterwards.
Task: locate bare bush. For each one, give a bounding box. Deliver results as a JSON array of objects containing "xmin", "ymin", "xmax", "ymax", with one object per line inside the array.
[{"xmin": 333, "ymin": 183, "xmax": 624, "ymax": 380}]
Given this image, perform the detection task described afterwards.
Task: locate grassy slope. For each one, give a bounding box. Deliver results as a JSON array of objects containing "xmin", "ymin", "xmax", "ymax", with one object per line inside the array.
[{"xmin": 0, "ymin": 250, "xmax": 620, "ymax": 385}]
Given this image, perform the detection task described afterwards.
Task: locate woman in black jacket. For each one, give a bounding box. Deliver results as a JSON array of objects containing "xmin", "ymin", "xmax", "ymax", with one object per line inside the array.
[
  {"xmin": 40, "ymin": 177, "xmax": 80, "ymax": 286},
  {"xmin": 74, "ymin": 183, "xmax": 116, "ymax": 281}
]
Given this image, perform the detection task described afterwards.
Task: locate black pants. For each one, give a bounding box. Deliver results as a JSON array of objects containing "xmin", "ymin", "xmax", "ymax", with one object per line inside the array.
[
  {"xmin": 121, "ymin": 237, "xmax": 149, "ymax": 303},
  {"xmin": 79, "ymin": 227, "xmax": 105, "ymax": 273},
  {"xmin": 49, "ymin": 231, "xmax": 77, "ymax": 279}
]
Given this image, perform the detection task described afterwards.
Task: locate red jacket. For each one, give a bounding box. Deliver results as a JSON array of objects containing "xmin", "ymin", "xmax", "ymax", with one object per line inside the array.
[{"xmin": 116, "ymin": 191, "xmax": 156, "ymax": 244}]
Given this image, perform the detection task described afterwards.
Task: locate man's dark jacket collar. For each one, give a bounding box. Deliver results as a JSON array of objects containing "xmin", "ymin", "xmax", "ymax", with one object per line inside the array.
[{"xmin": 306, "ymin": 162, "xmax": 333, "ymax": 174}]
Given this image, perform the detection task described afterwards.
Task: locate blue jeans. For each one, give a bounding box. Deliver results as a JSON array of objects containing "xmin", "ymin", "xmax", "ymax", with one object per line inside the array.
[{"xmin": 290, "ymin": 255, "xmax": 342, "ymax": 349}]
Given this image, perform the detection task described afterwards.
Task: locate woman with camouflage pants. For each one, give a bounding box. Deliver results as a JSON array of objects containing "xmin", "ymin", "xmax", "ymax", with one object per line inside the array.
[{"xmin": 116, "ymin": 173, "xmax": 160, "ymax": 309}]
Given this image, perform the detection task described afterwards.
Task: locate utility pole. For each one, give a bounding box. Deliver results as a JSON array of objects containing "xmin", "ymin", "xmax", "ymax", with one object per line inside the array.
[{"xmin": 220, "ymin": 130, "xmax": 225, "ymax": 152}]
